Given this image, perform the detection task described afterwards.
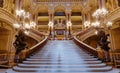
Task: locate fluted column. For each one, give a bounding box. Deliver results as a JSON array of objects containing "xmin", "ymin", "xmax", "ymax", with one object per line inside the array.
[
  {"xmin": 82, "ymin": 14, "xmax": 85, "ymax": 29},
  {"xmin": 98, "ymin": 0, "xmax": 107, "ymax": 8},
  {"xmin": 98, "ymin": 0, "xmax": 102, "ymax": 8},
  {"xmin": 87, "ymin": 13, "xmax": 90, "ymax": 21},
  {"xmin": 102, "ymin": 0, "xmax": 105, "ymax": 8}
]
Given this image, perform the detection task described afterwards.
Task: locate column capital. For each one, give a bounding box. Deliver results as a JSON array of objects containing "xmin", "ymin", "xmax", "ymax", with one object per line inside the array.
[
  {"xmin": 48, "ymin": 11, "xmax": 54, "ymax": 15},
  {"xmin": 65, "ymin": 8, "xmax": 71, "ymax": 14},
  {"xmin": 48, "ymin": 6, "xmax": 55, "ymax": 14}
]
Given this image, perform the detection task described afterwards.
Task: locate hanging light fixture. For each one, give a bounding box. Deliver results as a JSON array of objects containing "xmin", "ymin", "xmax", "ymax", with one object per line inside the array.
[
  {"xmin": 92, "ymin": 8, "xmax": 108, "ymax": 18},
  {"xmin": 14, "ymin": 9, "xmax": 36, "ymax": 35},
  {"xmin": 91, "ymin": 21, "xmax": 100, "ymax": 27},
  {"xmin": 91, "ymin": 8, "xmax": 112, "ymax": 29},
  {"xmin": 30, "ymin": 21, "xmax": 36, "ymax": 28},
  {"xmin": 106, "ymin": 21, "xmax": 112, "ymax": 27},
  {"xmin": 13, "ymin": 23, "xmax": 21, "ymax": 29}
]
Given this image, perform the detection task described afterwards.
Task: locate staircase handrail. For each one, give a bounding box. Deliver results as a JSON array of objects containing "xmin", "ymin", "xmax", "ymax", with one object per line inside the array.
[
  {"xmin": 30, "ymin": 29, "xmax": 44, "ymax": 36},
  {"xmin": 76, "ymin": 27, "xmax": 94, "ymax": 36},
  {"xmin": 73, "ymin": 36, "xmax": 98, "ymax": 57}
]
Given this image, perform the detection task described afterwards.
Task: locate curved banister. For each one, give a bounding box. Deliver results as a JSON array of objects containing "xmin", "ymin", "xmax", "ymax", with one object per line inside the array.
[
  {"xmin": 29, "ymin": 29, "xmax": 46, "ymax": 41},
  {"xmin": 73, "ymin": 36, "xmax": 98, "ymax": 57},
  {"xmin": 75, "ymin": 27, "xmax": 96, "ymax": 41},
  {"xmin": 30, "ymin": 29, "xmax": 44, "ymax": 36},
  {"xmin": 73, "ymin": 27, "xmax": 98, "ymax": 57},
  {"xmin": 18, "ymin": 29, "xmax": 48, "ymax": 61},
  {"xmin": 76, "ymin": 27, "xmax": 94, "ymax": 36},
  {"xmin": 28, "ymin": 32, "xmax": 41, "ymax": 41},
  {"xmin": 20, "ymin": 36, "xmax": 48, "ymax": 59},
  {"xmin": 26, "ymin": 36, "xmax": 48, "ymax": 56}
]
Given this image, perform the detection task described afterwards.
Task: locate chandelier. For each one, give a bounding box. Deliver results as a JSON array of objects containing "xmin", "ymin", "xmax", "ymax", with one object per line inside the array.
[
  {"xmin": 84, "ymin": 8, "xmax": 112, "ymax": 29},
  {"xmin": 92, "ymin": 8, "xmax": 108, "ymax": 19},
  {"xmin": 13, "ymin": 9, "xmax": 36, "ymax": 35}
]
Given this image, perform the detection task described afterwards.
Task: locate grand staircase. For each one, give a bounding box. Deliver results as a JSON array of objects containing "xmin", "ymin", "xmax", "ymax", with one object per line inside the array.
[{"xmin": 6, "ymin": 40, "xmax": 112, "ymax": 73}]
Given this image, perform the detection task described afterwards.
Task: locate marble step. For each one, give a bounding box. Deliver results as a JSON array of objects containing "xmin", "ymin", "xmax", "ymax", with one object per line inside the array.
[
  {"xmin": 6, "ymin": 69, "xmax": 115, "ymax": 73},
  {"xmin": 30, "ymin": 55, "xmax": 94, "ymax": 58},
  {"xmin": 31, "ymin": 53, "xmax": 93, "ymax": 56},
  {"xmin": 22, "ymin": 60, "xmax": 102, "ymax": 64},
  {"xmin": 30, "ymin": 56, "xmax": 94, "ymax": 58},
  {"xmin": 17, "ymin": 63, "xmax": 106, "ymax": 68},
  {"xmin": 13, "ymin": 66, "xmax": 112, "ymax": 72},
  {"xmin": 29, "ymin": 57, "xmax": 96, "ymax": 59},
  {"xmin": 26, "ymin": 58, "xmax": 99, "ymax": 61},
  {"xmin": 23, "ymin": 59, "xmax": 102, "ymax": 63},
  {"xmin": 31, "ymin": 54, "xmax": 93, "ymax": 56}
]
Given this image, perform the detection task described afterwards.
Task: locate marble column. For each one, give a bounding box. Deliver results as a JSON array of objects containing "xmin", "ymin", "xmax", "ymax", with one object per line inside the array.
[
  {"xmin": 48, "ymin": 11, "xmax": 54, "ymax": 38},
  {"xmin": 82, "ymin": 14, "xmax": 85, "ymax": 29},
  {"xmin": 102, "ymin": 0, "xmax": 106, "ymax": 8},
  {"xmin": 98, "ymin": 0, "xmax": 102, "ymax": 8},
  {"xmin": 65, "ymin": 10, "xmax": 71, "ymax": 38}
]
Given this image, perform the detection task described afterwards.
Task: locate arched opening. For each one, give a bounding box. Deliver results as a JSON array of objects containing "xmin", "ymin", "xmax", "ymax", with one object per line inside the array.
[
  {"xmin": 37, "ymin": 4, "xmax": 49, "ymax": 33},
  {"xmin": 71, "ymin": 5, "xmax": 82, "ymax": 34},
  {"xmin": 54, "ymin": 5, "xmax": 66, "ymax": 40}
]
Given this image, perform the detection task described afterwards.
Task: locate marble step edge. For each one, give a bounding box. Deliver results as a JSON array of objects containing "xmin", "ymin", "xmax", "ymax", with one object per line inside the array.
[
  {"xmin": 30, "ymin": 55, "xmax": 94, "ymax": 58},
  {"xmin": 23, "ymin": 60, "xmax": 102, "ymax": 63},
  {"xmin": 22, "ymin": 62, "xmax": 102, "ymax": 65},
  {"xmin": 28, "ymin": 57, "xmax": 97, "ymax": 59},
  {"xmin": 31, "ymin": 54, "xmax": 93, "ymax": 56},
  {"xmin": 17, "ymin": 63, "xmax": 107, "ymax": 68},
  {"xmin": 6, "ymin": 69, "xmax": 114, "ymax": 73},
  {"xmin": 13, "ymin": 66, "xmax": 112, "ymax": 72},
  {"xmin": 26, "ymin": 58, "xmax": 99, "ymax": 61},
  {"xmin": 30, "ymin": 55, "xmax": 94, "ymax": 57}
]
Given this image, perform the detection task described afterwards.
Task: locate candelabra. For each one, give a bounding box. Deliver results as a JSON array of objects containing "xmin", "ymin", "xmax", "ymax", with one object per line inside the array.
[
  {"xmin": 48, "ymin": 21, "xmax": 53, "ymax": 36},
  {"xmin": 67, "ymin": 21, "xmax": 72, "ymax": 36}
]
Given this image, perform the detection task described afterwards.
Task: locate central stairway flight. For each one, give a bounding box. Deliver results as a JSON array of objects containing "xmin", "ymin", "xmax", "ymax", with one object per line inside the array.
[{"xmin": 7, "ymin": 40, "xmax": 112, "ymax": 73}]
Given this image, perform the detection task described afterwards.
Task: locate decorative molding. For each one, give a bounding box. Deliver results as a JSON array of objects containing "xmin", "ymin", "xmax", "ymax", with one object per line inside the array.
[
  {"xmin": 106, "ymin": 7, "xmax": 120, "ymax": 21},
  {"xmin": 0, "ymin": 8, "xmax": 17, "ymax": 28}
]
